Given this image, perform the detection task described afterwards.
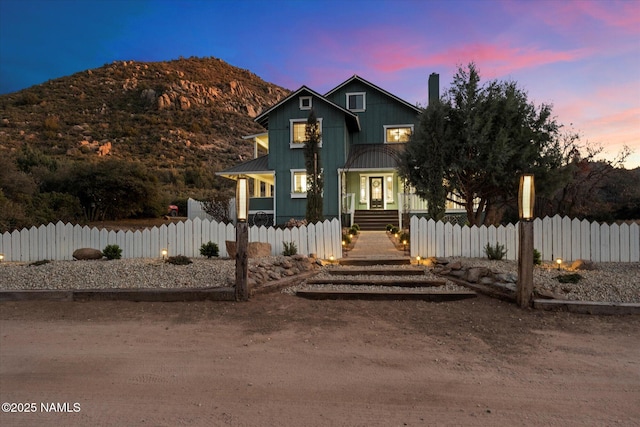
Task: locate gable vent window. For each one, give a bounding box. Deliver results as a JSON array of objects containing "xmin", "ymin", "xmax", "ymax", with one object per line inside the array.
[
  {"xmin": 299, "ymin": 96, "xmax": 312, "ymax": 110},
  {"xmin": 346, "ymin": 92, "xmax": 366, "ymax": 112}
]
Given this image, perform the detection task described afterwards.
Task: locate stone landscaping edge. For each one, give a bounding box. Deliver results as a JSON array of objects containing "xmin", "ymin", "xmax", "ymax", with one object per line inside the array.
[{"xmin": 1, "ymin": 268, "xmax": 638, "ymax": 315}]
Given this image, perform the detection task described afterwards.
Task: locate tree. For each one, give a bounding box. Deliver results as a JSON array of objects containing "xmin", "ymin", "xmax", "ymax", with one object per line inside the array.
[
  {"xmin": 304, "ymin": 110, "xmax": 324, "ymax": 222},
  {"xmin": 401, "ymin": 63, "xmax": 564, "ymax": 226}
]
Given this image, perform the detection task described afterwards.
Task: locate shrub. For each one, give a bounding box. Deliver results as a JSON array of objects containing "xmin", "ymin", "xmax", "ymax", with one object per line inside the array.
[
  {"xmin": 342, "ymin": 233, "xmax": 352, "ymax": 245},
  {"xmin": 386, "ymin": 224, "xmax": 394, "ymax": 232},
  {"xmin": 533, "ymin": 249, "xmax": 542, "ymax": 265},
  {"xmin": 200, "ymin": 241, "xmax": 219, "ymax": 258},
  {"xmin": 484, "ymin": 243, "xmax": 507, "ymax": 260},
  {"xmin": 556, "ymin": 273, "xmax": 582, "ymax": 284},
  {"xmin": 351, "ymin": 223, "xmax": 360, "ymax": 231},
  {"xmin": 399, "ymin": 232, "xmax": 410, "ymax": 244},
  {"xmin": 348, "ymin": 226, "xmax": 359, "ymax": 235},
  {"xmin": 166, "ymin": 255, "xmax": 192, "ymax": 265},
  {"xmin": 390, "ymin": 226, "xmax": 399, "ymax": 235},
  {"xmin": 102, "ymin": 244, "xmax": 122, "ymax": 260},
  {"xmin": 282, "ymin": 241, "xmax": 298, "ymax": 256}
]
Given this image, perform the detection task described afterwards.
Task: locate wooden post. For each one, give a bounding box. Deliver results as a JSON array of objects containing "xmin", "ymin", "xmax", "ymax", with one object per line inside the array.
[
  {"xmin": 235, "ymin": 222, "xmax": 249, "ymax": 301},
  {"xmin": 517, "ymin": 220, "xmax": 534, "ymax": 308}
]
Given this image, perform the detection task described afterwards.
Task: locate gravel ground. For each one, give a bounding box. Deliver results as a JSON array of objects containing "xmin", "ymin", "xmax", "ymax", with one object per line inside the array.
[{"xmin": 1, "ymin": 257, "xmax": 638, "ymax": 303}]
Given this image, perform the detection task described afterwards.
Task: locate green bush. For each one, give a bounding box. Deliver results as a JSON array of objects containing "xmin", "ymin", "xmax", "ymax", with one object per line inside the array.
[
  {"xmin": 351, "ymin": 223, "xmax": 360, "ymax": 231},
  {"xmin": 556, "ymin": 273, "xmax": 582, "ymax": 284},
  {"xmin": 533, "ymin": 249, "xmax": 542, "ymax": 265},
  {"xmin": 166, "ymin": 255, "xmax": 192, "ymax": 265},
  {"xmin": 342, "ymin": 233, "xmax": 352, "ymax": 245},
  {"xmin": 484, "ymin": 243, "xmax": 507, "ymax": 260},
  {"xmin": 348, "ymin": 226, "xmax": 359, "ymax": 235},
  {"xmin": 390, "ymin": 226, "xmax": 399, "ymax": 234},
  {"xmin": 282, "ymin": 241, "xmax": 298, "ymax": 256},
  {"xmin": 200, "ymin": 241, "xmax": 219, "ymax": 258},
  {"xmin": 386, "ymin": 224, "xmax": 394, "ymax": 232},
  {"xmin": 102, "ymin": 244, "xmax": 122, "ymax": 260},
  {"xmin": 399, "ymin": 232, "xmax": 410, "ymax": 244}
]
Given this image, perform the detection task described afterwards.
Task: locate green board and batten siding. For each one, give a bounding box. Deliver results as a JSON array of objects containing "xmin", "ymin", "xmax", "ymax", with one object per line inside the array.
[
  {"xmin": 267, "ymin": 92, "xmax": 349, "ymax": 224},
  {"xmin": 325, "ymin": 80, "xmax": 420, "ymax": 145}
]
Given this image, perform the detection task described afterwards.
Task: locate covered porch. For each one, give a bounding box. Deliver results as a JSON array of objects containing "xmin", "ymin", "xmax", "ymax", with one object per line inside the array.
[{"xmin": 216, "ymin": 155, "xmax": 276, "ymax": 226}]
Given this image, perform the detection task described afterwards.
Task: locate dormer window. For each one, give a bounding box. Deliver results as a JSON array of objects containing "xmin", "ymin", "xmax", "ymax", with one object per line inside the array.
[
  {"xmin": 346, "ymin": 92, "xmax": 366, "ymax": 112},
  {"xmin": 384, "ymin": 125, "xmax": 413, "ymax": 143},
  {"xmin": 299, "ymin": 96, "xmax": 312, "ymax": 110}
]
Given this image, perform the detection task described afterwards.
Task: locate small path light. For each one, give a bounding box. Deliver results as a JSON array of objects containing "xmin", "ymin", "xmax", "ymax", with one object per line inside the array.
[
  {"xmin": 556, "ymin": 258, "xmax": 563, "ymax": 270},
  {"xmin": 517, "ymin": 174, "xmax": 535, "ymax": 308},
  {"xmin": 161, "ymin": 249, "xmax": 168, "ymax": 260},
  {"xmin": 0, "ymin": 253, "xmax": 4, "ymax": 262}
]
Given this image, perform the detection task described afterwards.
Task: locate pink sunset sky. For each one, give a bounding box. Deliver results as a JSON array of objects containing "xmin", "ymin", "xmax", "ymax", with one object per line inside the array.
[{"xmin": 1, "ymin": 0, "xmax": 638, "ymax": 168}]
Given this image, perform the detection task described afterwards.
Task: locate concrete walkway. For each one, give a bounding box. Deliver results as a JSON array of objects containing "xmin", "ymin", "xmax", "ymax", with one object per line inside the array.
[{"xmin": 346, "ymin": 231, "xmax": 409, "ymax": 259}]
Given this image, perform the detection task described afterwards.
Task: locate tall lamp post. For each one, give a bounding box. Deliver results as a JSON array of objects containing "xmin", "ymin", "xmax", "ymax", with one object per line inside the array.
[
  {"xmin": 517, "ymin": 174, "xmax": 535, "ymax": 308},
  {"xmin": 235, "ymin": 177, "xmax": 249, "ymax": 301}
]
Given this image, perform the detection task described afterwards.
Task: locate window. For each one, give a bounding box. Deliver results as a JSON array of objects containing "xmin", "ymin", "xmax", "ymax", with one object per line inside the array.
[
  {"xmin": 346, "ymin": 92, "xmax": 366, "ymax": 111},
  {"xmin": 299, "ymin": 96, "xmax": 312, "ymax": 110},
  {"xmin": 290, "ymin": 118, "xmax": 323, "ymax": 148},
  {"xmin": 384, "ymin": 125, "xmax": 413, "ymax": 143},
  {"xmin": 291, "ymin": 170, "xmax": 307, "ymax": 198},
  {"xmin": 386, "ymin": 176, "xmax": 394, "ymax": 203}
]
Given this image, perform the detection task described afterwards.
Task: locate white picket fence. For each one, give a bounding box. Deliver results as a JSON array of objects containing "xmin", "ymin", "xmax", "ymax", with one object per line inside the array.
[
  {"xmin": 0, "ymin": 218, "xmax": 342, "ymax": 262},
  {"xmin": 410, "ymin": 215, "xmax": 640, "ymax": 263}
]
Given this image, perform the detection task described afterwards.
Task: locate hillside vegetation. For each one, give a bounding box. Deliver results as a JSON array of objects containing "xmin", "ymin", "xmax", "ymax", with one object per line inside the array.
[{"xmin": 0, "ymin": 57, "xmax": 289, "ymax": 231}]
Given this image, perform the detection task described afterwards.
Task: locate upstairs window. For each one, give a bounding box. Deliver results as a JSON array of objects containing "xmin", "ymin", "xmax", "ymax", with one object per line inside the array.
[
  {"xmin": 299, "ymin": 96, "xmax": 312, "ymax": 110},
  {"xmin": 290, "ymin": 118, "xmax": 323, "ymax": 148},
  {"xmin": 384, "ymin": 125, "xmax": 413, "ymax": 143},
  {"xmin": 346, "ymin": 92, "xmax": 366, "ymax": 112}
]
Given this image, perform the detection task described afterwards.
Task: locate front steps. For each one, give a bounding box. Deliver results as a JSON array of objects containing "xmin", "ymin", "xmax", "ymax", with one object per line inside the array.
[
  {"xmin": 352, "ymin": 210, "xmax": 399, "ymax": 231},
  {"xmin": 295, "ymin": 261, "xmax": 477, "ymax": 301}
]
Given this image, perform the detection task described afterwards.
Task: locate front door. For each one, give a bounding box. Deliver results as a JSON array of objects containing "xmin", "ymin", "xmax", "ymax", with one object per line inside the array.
[{"xmin": 369, "ymin": 177, "xmax": 384, "ymax": 209}]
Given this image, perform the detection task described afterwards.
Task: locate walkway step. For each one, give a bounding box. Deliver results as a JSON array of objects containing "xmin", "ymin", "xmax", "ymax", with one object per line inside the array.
[
  {"xmin": 305, "ymin": 278, "xmax": 447, "ymax": 287},
  {"xmin": 338, "ymin": 258, "xmax": 410, "ymax": 266},
  {"xmin": 296, "ymin": 289, "xmax": 477, "ymax": 301},
  {"xmin": 325, "ymin": 268, "xmax": 424, "ymax": 276}
]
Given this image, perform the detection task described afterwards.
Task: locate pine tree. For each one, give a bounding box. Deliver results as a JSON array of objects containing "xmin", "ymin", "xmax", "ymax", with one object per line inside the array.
[{"xmin": 304, "ymin": 110, "xmax": 323, "ymax": 222}]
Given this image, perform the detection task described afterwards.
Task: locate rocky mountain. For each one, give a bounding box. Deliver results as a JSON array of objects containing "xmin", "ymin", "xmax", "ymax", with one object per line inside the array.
[{"xmin": 0, "ymin": 56, "xmax": 289, "ymax": 188}]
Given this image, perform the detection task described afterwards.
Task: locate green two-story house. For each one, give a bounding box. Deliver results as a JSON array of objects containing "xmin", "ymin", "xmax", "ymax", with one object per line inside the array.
[{"xmin": 218, "ymin": 74, "xmax": 453, "ymax": 228}]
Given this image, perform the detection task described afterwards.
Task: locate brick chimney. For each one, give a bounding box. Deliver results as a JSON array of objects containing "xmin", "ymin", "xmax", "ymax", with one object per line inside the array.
[{"xmin": 428, "ymin": 73, "xmax": 439, "ymax": 106}]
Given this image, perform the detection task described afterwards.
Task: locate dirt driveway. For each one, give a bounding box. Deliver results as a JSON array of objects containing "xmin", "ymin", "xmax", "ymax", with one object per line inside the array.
[{"xmin": 1, "ymin": 294, "xmax": 638, "ymax": 426}]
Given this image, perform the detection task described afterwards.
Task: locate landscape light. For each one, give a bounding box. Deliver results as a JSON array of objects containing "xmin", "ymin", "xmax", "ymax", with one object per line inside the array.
[
  {"xmin": 0, "ymin": 253, "xmax": 4, "ymax": 262},
  {"xmin": 236, "ymin": 177, "xmax": 249, "ymax": 223},
  {"xmin": 161, "ymin": 249, "xmax": 168, "ymax": 260},
  {"xmin": 518, "ymin": 174, "xmax": 535, "ymax": 220},
  {"xmin": 556, "ymin": 258, "xmax": 563, "ymax": 270}
]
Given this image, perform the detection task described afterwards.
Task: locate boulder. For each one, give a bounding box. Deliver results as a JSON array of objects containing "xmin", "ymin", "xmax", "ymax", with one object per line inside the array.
[
  {"xmin": 570, "ymin": 259, "xmax": 595, "ymax": 271},
  {"xmin": 225, "ymin": 241, "xmax": 272, "ymax": 258},
  {"xmin": 465, "ymin": 267, "xmax": 489, "ymax": 283},
  {"xmin": 73, "ymin": 248, "xmax": 103, "ymax": 260}
]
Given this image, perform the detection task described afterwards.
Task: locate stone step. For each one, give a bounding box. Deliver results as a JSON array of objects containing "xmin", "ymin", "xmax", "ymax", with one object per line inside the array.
[
  {"xmin": 295, "ymin": 289, "xmax": 477, "ymax": 301},
  {"xmin": 305, "ymin": 278, "xmax": 447, "ymax": 287},
  {"xmin": 325, "ymin": 268, "xmax": 425, "ymax": 276},
  {"xmin": 338, "ymin": 258, "xmax": 410, "ymax": 266}
]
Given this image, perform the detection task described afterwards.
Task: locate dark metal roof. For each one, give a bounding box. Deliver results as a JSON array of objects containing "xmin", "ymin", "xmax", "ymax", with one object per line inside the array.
[
  {"xmin": 216, "ymin": 155, "xmax": 271, "ymax": 175},
  {"xmin": 344, "ymin": 144, "xmax": 406, "ymax": 170}
]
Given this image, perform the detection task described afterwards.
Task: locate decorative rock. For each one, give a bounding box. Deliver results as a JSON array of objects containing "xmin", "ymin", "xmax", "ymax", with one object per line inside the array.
[
  {"xmin": 465, "ymin": 267, "xmax": 489, "ymax": 283},
  {"xmin": 73, "ymin": 248, "xmax": 103, "ymax": 260},
  {"xmin": 448, "ymin": 261, "xmax": 463, "ymax": 270},
  {"xmin": 225, "ymin": 241, "xmax": 272, "ymax": 258},
  {"xmin": 571, "ymin": 259, "xmax": 595, "ymax": 271}
]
